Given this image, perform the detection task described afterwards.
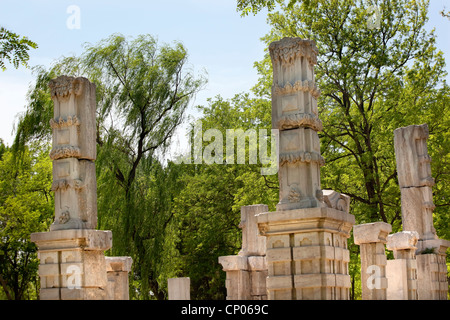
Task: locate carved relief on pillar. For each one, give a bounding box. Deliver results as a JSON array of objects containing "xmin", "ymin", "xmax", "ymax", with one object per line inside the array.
[
  {"xmin": 49, "ymin": 75, "xmax": 97, "ymax": 161},
  {"xmin": 269, "ymin": 37, "xmax": 318, "ymax": 68},
  {"xmin": 50, "ymin": 158, "xmax": 97, "ymax": 231},
  {"xmin": 47, "ymin": 76, "xmax": 98, "ymax": 231}
]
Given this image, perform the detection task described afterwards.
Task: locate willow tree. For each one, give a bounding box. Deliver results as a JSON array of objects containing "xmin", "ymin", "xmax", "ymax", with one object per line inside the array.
[{"xmin": 13, "ymin": 33, "xmax": 206, "ymax": 299}]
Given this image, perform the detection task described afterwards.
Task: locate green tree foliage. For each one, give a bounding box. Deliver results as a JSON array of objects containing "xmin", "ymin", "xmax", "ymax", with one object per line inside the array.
[
  {"xmin": 0, "ymin": 143, "xmax": 53, "ymax": 300},
  {"xmin": 0, "ymin": 26, "xmax": 37, "ymax": 71},
  {"xmin": 160, "ymin": 94, "xmax": 278, "ymax": 299}
]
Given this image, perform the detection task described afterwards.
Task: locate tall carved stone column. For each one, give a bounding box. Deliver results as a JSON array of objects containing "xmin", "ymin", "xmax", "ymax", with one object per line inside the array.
[
  {"xmin": 353, "ymin": 222, "xmax": 391, "ymax": 300},
  {"xmin": 394, "ymin": 124, "xmax": 449, "ymax": 300},
  {"xmin": 386, "ymin": 231, "xmax": 419, "ymax": 300},
  {"xmin": 219, "ymin": 205, "xmax": 268, "ymax": 300},
  {"xmin": 256, "ymin": 38, "xmax": 355, "ymax": 300},
  {"xmin": 31, "ymin": 76, "xmax": 116, "ymax": 300}
]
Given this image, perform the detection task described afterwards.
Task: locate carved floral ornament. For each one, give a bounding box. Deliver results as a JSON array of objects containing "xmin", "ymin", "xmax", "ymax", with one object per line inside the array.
[
  {"xmin": 48, "ymin": 75, "xmax": 88, "ymax": 98},
  {"xmin": 51, "ymin": 178, "xmax": 84, "ymax": 192},
  {"xmin": 273, "ymin": 80, "xmax": 321, "ymax": 98},
  {"xmin": 49, "ymin": 115, "xmax": 81, "ymax": 129},
  {"xmin": 277, "ymin": 112, "xmax": 323, "ymax": 131},
  {"xmin": 279, "ymin": 150, "xmax": 325, "ymax": 166},
  {"xmin": 49, "ymin": 145, "xmax": 81, "ymax": 160},
  {"xmin": 269, "ymin": 38, "xmax": 318, "ymax": 66},
  {"xmin": 288, "ymin": 186, "xmax": 301, "ymax": 203}
]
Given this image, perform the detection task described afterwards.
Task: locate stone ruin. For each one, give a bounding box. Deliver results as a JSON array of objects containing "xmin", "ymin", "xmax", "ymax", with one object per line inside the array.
[
  {"xmin": 218, "ymin": 205, "xmax": 268, "ymax": 300},
  {"xmin": 31, "ymin": 76, "xmax": 132, "ymax": 300},
  {"xmin": 352, "ymin": 124, "xmax": 449, "ymax": 300},
  {"xmin": 29, "ymin": 39, "xmax": 449, "ymax": 301},
  {"xmin": 392, "ymin": 124, "xmax": 449, "ymax": 300},
  {"xmin": 219, "ymin": 38, "xmax": 449, "ymax": 300}
]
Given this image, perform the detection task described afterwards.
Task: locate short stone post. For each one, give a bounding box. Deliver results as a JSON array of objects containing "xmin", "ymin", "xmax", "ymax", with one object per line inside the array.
[
  {"xmin": 386, "ymin": 231, "xmax": 419, "ymax": 300},
  {"xmin": 168, "ymin": 277, "xmax": 190, "ymax": 300},
  {"xmin": 31, "ymin": 76, "xmax": 112, "ymax": 300},
  {"xmin": 106, "ymin": 256, "xmax": 133, "ymax": 300},
  {"xmin": 353, "ymin": 222, "xmax": 392, "ymax": 300},
  {"xmin": 218, "ymin": 205, "xmax": 268, "ymax": 300}
]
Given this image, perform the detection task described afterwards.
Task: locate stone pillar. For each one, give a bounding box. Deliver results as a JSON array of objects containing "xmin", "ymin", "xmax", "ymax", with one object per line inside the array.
[
  {"xmin": 270, "ymin": 38, "xmax": 323, "ymax": 212},
  {"xmin": 168, "ymin": 277, "xmax": 190, "ymax": 300},
  {"xmin": 353, "ymin": 222, "xmax": 391, "ymax": 300},
  {"xmin": 106, "ymin": 256, "xmax": 133, "ymax": 300},
  {"xmin": 256, "ymin": 38, "xmax": 355, "ymax": 300},
  {"xmin": 31, "ymin": 76, "xmax": 113, "ymax": 300},
  {"xmin": 394, "ymin": 124, "xmax": 450, "ymax": 300},
  {"xmin": 386, "ymin": 231, "xmax": 419, "ymax": 300},
  {"xmin": 219, "ymin": 205, "xmax": 268, "ymax": 300}
]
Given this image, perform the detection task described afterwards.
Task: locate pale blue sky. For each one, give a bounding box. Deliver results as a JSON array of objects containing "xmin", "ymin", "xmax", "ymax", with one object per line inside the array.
[{"xmin": 0, "ymin": 0, "xmax": 449, "ymax": 153}]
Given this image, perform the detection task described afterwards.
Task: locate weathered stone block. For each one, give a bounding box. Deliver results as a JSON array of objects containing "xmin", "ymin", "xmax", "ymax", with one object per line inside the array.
[
  {"xmin": 386, "ymin": 259, "xmax": 409, "ymax": 300},
  {"xmin": 239, "ymin": 204, "xmax": 268, "ymax": 256},
  {"xmin": 266, "ymin": 247, "xmax": 291, "ymax": 262},
  {"xmin": 393, "ymin": 124, "xmax": 434, "ymax": 189},
  {"xmin": 386, "ymin": 231, "xmax": 419, "ymax": 252},
  {"xmin": 168, "ymin": 277, "xmax": 191, "ymax": 300},
  {"xmin": 218, "ymin": 255, "xmax": 248, "ymax": 271},
  {"xmin": 40, "ymin": 288, "xmax": 60, "ymax": 300},
  {"xmin": 219, "ymin": 204, "xmax": 269, "ymax": 300},
  {"xmin": 266, "ymin": 275, "xmax": 292, "ymax": 290},
  {"xmin": 416, "ymin": 250, "xmax": 449, "ymax": 300},
  {"xmin": 250, "ymin": 271, "xmax": 268, "ymax": 297},
  {"xmin": 400, "ymin": 187, "xmax": 436, "ymax": 240},
  {"xmin": 31, "ymin": 229, "xmax": 112, "ymax": 300},
  {"xmin": 353, "ymin": 222, "xmax": 392, "ymax": 245}
]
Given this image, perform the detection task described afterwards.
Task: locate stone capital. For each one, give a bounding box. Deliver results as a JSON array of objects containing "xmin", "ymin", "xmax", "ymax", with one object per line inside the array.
[
  {"xmin": 269, "ymin": 37, "xmax": 318, "ymax": 66},
  {"xmin": 416, "ymin": 238, "xmax": 450, "ymax": 255},
  {"xmin": 257, "ymin": 207, "xmax": 355, "ymax": 238},
  {"xmin": 394, "ymin": 123, "xmax": 434, "ymax": 189},
  {"xmin": 218, "ymin": 255, "xmax": 248, "ymax": 271},
  {"xmin": 353, "ymin": 222, "xmax": 392, "ymax": 245},
  {"xmin": 386, "ymin": 231, "xmax": 419, "ymax": 251},
  {"xmin": 49, "ymin": 76, "xmax": 93, "ymax": 98},
  {"xmin": 105, "ymin": 256, "xmax": 133, "ymax": 272}
]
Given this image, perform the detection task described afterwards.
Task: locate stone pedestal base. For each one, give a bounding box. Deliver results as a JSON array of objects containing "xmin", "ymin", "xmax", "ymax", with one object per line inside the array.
[
  {"xmin": 257, "ymin": 207, "xmax": 354, "ymax": 300},
  {"xmin": 31, "ymin": 229, "xmax": 112, "ymax": 300},
  {"xmin": 415, "ymin": 239, "xmax": 450, "ymax": 300}
]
